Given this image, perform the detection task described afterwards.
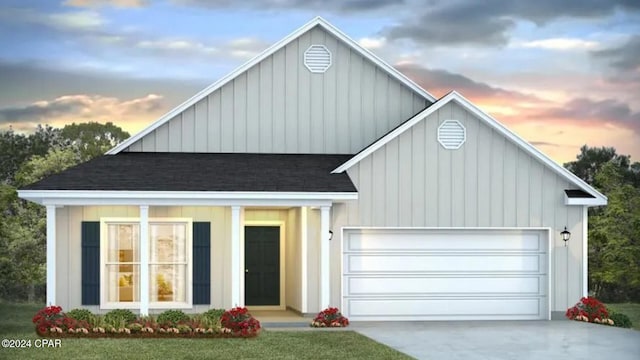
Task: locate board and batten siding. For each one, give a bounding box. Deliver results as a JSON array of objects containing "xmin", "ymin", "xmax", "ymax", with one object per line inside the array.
[
  {"xmin": 124, "ymin": 25, "xmax": 429, "ymax": 154},
  {"xmin": 331, "ymin": 101, "xmax": 586, "ymax": 313}
]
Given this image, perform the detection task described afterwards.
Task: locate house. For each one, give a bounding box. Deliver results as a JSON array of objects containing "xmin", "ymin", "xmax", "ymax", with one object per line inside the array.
[{"xmin": 18, "ymin": 17, "xmax": 607, "ymax": 321}]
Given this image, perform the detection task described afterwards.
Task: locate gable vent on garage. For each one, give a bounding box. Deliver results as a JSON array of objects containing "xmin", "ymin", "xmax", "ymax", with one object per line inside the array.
[
  {"xmin": 304, "ymin": 45, "xmax": 332, "ymax": 73},
  {"xmin": 438, "ymin": 120, "xmax": 466, "ymax": 149}
]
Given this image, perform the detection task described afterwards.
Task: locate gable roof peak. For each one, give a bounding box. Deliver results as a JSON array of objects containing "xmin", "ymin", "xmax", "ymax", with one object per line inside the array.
[{"xmin": 106, "ymin": 16, "xmax": 436, "ymax": 154}]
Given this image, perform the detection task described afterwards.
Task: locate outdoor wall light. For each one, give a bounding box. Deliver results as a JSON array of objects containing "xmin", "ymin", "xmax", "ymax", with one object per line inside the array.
[
  {"xmin": 561, "ymin": 227, "xmax": 571, "ymax": 246},
  {"xmin": 329, "ymin": 230, "xmax": 333, "ymax": 241}
]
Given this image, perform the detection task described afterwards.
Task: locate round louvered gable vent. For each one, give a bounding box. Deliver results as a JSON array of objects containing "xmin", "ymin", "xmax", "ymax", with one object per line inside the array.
[
  {"xmin": 304, "ymin": 45, "xmax": 332, "ymax": 73},
  {"xmin": 438, "ymin": 120, "xmax": 466, "ymax": 149}
]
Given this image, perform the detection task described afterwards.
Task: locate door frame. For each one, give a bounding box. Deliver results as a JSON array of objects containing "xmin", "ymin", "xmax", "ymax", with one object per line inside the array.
[{"xmin": 244, "ymin": 221, "xmax": 286, "ymax": 310}]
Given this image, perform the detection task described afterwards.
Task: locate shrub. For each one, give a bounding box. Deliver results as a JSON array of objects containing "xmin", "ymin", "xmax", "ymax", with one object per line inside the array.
[
  {"xmin": 310, "ymin": 307, "xmax": 349, "ymax": 328},
  {"xmin": 609, "ymin": 312, "xmax": 633, "ymax": 328},
  {"xmin": 157, "ymin": 310, "xmax": 189, "ymax": 326},
  {"xmin": 67, "ymin": 309, "xmax": 93, "ymax": 322},
  {"xmin": 202, "ymin": 308, "xmax": 225, "ymax": 322},
  {"xmin": 32, "ymin": 306, "xmax": 66, "ymax": 335},
  {"xmin": 103, "ymin": 309, "xmax": 137, "ymax": 327},
  {"xmin": 220, "ymin": 307, "xmax": 261, "ymax": 337},
  {"xmin": 566, "ymin": 297, "xmax": 612, "ymax": 325}
]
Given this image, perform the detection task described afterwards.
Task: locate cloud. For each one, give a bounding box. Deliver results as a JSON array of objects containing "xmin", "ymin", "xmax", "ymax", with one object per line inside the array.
[
  {"xmin": 171, "ymin": 0, "xmax": 404, "ymax": 12},
  {"xmin": 48, "ymin": 10, "xmax": 106, "ymax": 30},
  {"xmin": 63, "ymin": 0, "xmax": 147, "ymax": 8},
  {"xmin": 515, "ymin": 38, "xmax": 599, "ymax": 50},
  {"xmin": 532, "ymin": 97, "xmax": 640, "ymax": 134},
  {"xmin": 132, "ymin": 36, "xmax": 270, "ymax": 60},
  {"xmin": 592, "ymin": 35, "xmax": 640, "ymax": 71},
  {"xmin": 396, "ymin": 63, "xmax": 546, "ymax": 104},
  {"xmin": 358, "ymin": 37, "xmax": 387, "ymax": 50},
  {"xmin": 0, "ymin": 94, "xmax": 165, "ymax": 131},
  {"xmin": 385, "ymin": 0, "xmax": 640, "ymax": 46}
]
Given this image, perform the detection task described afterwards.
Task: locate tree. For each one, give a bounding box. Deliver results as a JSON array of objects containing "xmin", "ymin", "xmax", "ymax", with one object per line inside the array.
[
  {"xmin": 60, "ymin": 122, "xmax": 130, "ymax": 161},
  {"xmin": 0, "ymin": 125, "xmax": 63, "ymax": 185},
  {"xmin": 588, "ymin": 162, "xmax": 640, "ymax": 301},
  {"xmin": 564, "ymin": 145, "xmax": 639, "ymax": 187}
]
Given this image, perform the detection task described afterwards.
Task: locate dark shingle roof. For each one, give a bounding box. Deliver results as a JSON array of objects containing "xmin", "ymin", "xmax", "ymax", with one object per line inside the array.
[
  {"xmin": 565, "ymin": 189, "xmax": 595, "ymax": 198},
  {"xmin": 21, "ymin": 153, "xmax": 357, "ymax": 192}
]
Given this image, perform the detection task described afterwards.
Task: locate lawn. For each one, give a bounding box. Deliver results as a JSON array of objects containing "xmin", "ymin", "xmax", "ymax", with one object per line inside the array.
[
  {"xmin": 607, "ymin": 303, "xmax": 640, "ymax": 331},
  {"xmin": 0, "ymin": 302, "xmax": 411, "ymax": 360}
]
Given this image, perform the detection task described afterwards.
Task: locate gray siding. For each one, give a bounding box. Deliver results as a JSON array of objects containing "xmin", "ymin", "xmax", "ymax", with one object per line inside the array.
[
  {"xmin": 331, "ymin": 101, "xmax": 586, "ymax": 312},
  {"xmin": 124, "ymin": 25, "xmax": 429, "ymax": 154}
]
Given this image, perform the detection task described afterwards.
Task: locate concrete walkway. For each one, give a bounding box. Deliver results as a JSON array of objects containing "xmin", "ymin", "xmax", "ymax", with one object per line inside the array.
[{"xmin": 351, "ymin": 321, "xmax": 640, "ymax": 360}]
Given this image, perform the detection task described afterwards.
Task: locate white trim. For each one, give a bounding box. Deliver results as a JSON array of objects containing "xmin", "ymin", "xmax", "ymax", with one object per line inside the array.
[
  {"xmin": 139, "ymin": 206, "xmax": 149, "ymax": 316},
  {"xmin": 18, "ymin": 190, "xmax": 357, "ymax": 207},
  {"xmin": 105, "ymin": 16, "xmax": 436, "ymax": 155},
  {"xmin": 99, "ymin": 217, "xmax": 193, "ymax": 311},
  {"xmin": 244, "ymin": 221, "xmax": 286, "ymax": 310},
  {"xmin": 583, "ymin": 206, "xmax": 588, "ymax": 297},
  {"xmin": 332, "ymin": 91, "xmax": 607, "ymax": 205},
  {"xmin": 231, "ymin": 206, "xmax": 241, "ymax": 307},
  {"xmin": 46, "ymin": 205, "xmax": 56, "ymax": 306},
  {"xmin": 565, "ymin": 193, "xmax": 605, "ymax": 206},
  {"xmin": 300, "ymin": 207, "xmax": 308, "ymax": 313},
  {"xmin": 319, "ymin": 206, "xmax": 331, "ymax": 309},
  {"xmin": 339, "ymin": 226, "xmax": 553, "ymax": 321}
]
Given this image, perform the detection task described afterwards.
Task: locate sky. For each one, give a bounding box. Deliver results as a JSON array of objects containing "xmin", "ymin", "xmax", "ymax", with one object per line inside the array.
[{"xmin": 0, "ymin": 0, "xmax": 638, "ymax": 164}]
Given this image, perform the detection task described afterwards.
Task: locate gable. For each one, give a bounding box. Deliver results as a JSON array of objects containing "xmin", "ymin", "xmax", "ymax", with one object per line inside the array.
[
  {"xmin": 335, "ymin": 91, "xmax": 606, "ymax": 205},
  {"xmin": 344, "ymin": 99, "xmax": 592, "ymax": 227},
  {"xmin": 110, "ymin": 18, "xmax": 434, "ymax": 155}
]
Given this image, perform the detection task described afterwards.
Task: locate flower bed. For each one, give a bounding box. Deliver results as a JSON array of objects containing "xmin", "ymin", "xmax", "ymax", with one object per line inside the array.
[
  {"xmin": 566, "ymin": 297, "xmax": 615, "ymax": 326},
  {"xmin": 310, "ymin": 307, "xmax": 349, "ymax": 328},
  {"xmin": 32, "ymin": 306, "xmax": 260, "ymax": 338}
]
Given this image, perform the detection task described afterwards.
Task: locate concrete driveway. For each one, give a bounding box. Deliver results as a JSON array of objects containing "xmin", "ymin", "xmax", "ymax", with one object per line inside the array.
[{"xmin": 351, "ymin": 321, "xmax": 640, "ymax": 360}]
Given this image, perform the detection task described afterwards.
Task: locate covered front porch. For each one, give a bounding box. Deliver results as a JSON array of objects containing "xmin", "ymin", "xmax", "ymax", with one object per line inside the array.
[{"xmin": 21, "ymin": 192, "xmax": 356, "ymax": 315}]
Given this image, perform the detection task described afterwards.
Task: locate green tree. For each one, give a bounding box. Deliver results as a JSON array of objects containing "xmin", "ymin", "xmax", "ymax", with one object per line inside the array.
[
  {"xmin": 564, "ymin": 145, "xmax": 639, "ymax": 187},
  {"xmin": 588, "ymin": 162, "xmax": 640, "ymax": 301},
  {"xmin": 0, "ymin": 148, "xmax": 79, "ymax": 302},
  {"xmin": 60, "ymin": 122, "xmax": 130, "ymax": 161},
  {"xmin": 0, "ymin": 125, "xmax": 63, "ymax": 184}
]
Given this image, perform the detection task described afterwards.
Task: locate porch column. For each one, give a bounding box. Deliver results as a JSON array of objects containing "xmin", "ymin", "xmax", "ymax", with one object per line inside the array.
[
  {"xmin": 300, "ymin": 207, "xmax": 308, "ymax": 313},
  {"xmin": 139, "ymin": 205, "xmax": 149, "ymax": 316},
  {"xmin": 320, "ymin": 206, "xmax": 331, "ymax": 309},
  {"xmin": 231, "ymin": 206, "xmax": 241, "ymax": 306},
  {"xmin": 46, "ymin": 205, "xmax": 56, "ymax": 306}
]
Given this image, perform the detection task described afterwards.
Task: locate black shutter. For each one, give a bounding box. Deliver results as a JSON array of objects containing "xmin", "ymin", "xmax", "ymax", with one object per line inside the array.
[
  {"xmin": 81, "ymin": 221, "xmax": 100, "ymax": 305},
  {"xmin": 193, "ymin": 222, "xmax": 211, "ymax": 305}
]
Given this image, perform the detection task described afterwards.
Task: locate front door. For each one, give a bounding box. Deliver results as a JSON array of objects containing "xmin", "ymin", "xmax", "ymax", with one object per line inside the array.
[{"xmin": 244, "ymin": 226, "xmax": 280, "ymax": 306}]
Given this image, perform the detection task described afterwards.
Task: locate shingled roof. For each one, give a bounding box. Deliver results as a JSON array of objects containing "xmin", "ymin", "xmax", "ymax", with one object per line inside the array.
[{"xmin": 21, "ymin": 153, "xmax": 357, "ymax": 193}]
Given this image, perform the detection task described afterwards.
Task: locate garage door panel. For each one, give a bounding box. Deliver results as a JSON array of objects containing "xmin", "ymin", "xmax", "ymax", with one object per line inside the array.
[
  {"xmin": 346, "ymin": 276, "xmax": 541, "ymax": 295},
  {"xmin": 342, "ymin": 229, "xmax": 549, "ymax": 321},
  {"xmin": 345, "ymin": 254, "xmax": 544, "ymax": 273},
  {"xmin": 346, "ymin": 231, "xmax": 542, "ymax": 252},
  {"xmin": 345, "ymin": 298, "xmax": 543, "ymax": 320}
]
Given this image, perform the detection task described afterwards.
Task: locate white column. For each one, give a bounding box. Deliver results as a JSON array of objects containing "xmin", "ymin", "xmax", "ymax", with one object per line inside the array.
[
  {"xmin": 46, "ymin": 205, "xmax": 57, "ymax": 306},
  {"xmin": 139, "ymin": 205, "xmax": 149, "ymax": 316},
  {"xmin": 231, "ymin": 206, "xmax": 241, "ymax": 307},
  {"xmin": 319, "ymin": 206, "xmax": 331, "ymax": 309},
  {"xmin": 583, "ymin": 206, "xmax": 588, "ymax": 297},
  {"xmin": 300, "ymin": 207, "xmax": 308, "ymax": 313}
]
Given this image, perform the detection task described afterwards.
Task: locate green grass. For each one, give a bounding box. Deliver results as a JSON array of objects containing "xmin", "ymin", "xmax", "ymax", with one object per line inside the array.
[
  {"xmin": 0, "ymin": 302, "xmax": 411, "ymax": 360},
  {"xmin": 607, "ymin": 303, "xmax": 640, "ymax": 330}
]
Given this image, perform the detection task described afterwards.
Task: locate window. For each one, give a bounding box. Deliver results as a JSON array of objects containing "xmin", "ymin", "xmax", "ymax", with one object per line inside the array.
[
  {"xmin": 150, "ymin": 223, "xmax": 188, "ymax": 305},
  {"xmin": 105, "ymin": 223, "xmax": 140, "ymax": 304},
  {"xmin": 101, "ymin": 218, "xmax": 192, "ymax": 309}
]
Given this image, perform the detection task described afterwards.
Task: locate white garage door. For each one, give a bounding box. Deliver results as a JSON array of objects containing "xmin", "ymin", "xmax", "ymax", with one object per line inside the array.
[{"xmin": 342, "ymin": 229, "xmax": 549, "ymax": 321}]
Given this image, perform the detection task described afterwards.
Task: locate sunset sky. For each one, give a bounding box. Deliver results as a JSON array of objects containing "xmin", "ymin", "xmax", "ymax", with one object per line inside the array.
[{"xmin": 0, "ymin": 0, "xmax": 638, "ymax": 164}]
